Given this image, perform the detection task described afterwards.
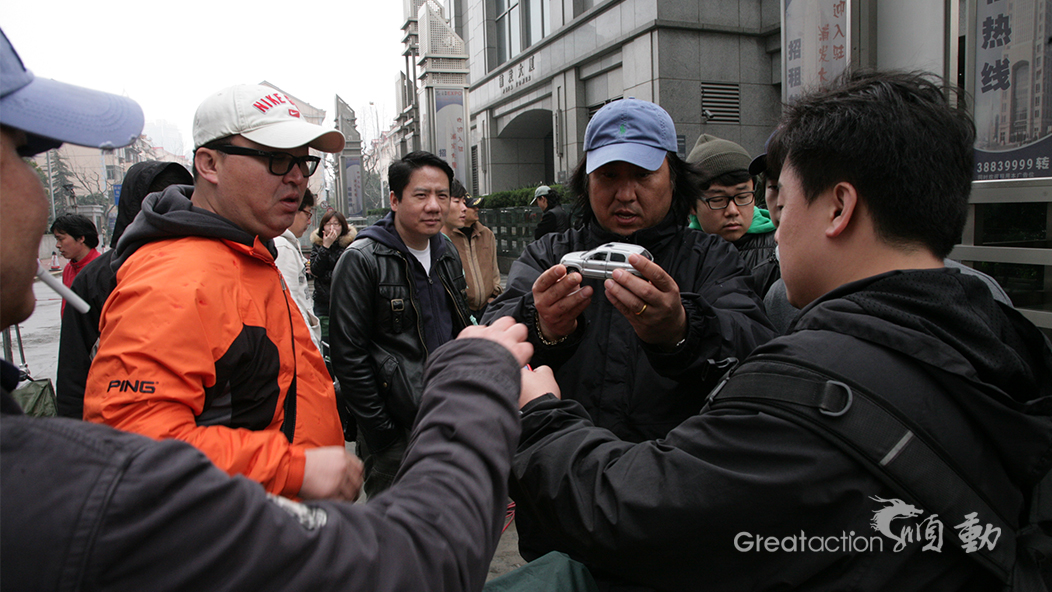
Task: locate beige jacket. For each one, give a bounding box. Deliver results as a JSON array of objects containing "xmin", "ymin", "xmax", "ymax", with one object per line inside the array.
[{"xmin": 449, "ymin": 222, "xmax": 502, "ymax": 313}]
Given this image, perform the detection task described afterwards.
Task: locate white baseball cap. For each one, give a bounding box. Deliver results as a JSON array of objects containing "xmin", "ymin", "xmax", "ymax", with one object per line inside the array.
[{"xmin": 193, "ymin": 84, "xmax": 345, "ymax": 153}]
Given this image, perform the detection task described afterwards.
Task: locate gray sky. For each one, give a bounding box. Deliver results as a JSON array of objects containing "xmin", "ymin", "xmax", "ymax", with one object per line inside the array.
[{"xmin": 4, "ymin": 1, "xmax": 407, "ymax": 156}]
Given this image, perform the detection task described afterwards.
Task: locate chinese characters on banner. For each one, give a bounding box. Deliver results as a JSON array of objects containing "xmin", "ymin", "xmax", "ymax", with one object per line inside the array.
[
  {"xmin": 344, "ymin": 157, "xmax": 363, "ymax": 217},
  {"xmin": 783, "ymin": 0, "xmax": 850, "ymax": 103},
  {"xmin": 973, "ymin": 0, "xmax": 1052, "ymax": 181},
  {"xmin": 435, "ymin": 88, "xmax": 468, "ymax": 186}
]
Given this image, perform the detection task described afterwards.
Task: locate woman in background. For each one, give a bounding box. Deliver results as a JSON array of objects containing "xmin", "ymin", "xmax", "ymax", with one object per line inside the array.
[{"xmin": 310, "ymin": 210, "xmax": 356, "ymax": 347}]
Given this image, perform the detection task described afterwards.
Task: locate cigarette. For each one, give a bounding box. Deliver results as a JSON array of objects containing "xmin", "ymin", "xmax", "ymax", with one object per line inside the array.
[{"xmin": 36, "ymin": 263, "xmax": 90, "ymax": 314}]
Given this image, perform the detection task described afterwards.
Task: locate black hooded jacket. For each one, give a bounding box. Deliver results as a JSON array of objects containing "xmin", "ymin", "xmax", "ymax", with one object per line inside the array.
[
  {"xmin": 329, "ymin": 213, "xmax": 470, "ymax": 453},
  {"xmin": 55, "ymin": 162, "xmax": 192, "ymax": 418},
  {"xmin": 484, "ymin": 210, "xmax": 776, "ymax": 443},
  {"xmin": 510, "ymin": 268, "xmax": 1052, "ymax": 591}
]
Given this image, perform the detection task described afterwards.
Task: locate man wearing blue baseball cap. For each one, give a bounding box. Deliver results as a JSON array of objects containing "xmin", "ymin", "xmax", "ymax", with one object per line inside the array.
[
  {"xmin": 1, "ymin": 28, "xmax": 535, "ymax": 591},
  {"xmin": 483, "ymin": 98, "xmax": 775, "ymax": 558}
]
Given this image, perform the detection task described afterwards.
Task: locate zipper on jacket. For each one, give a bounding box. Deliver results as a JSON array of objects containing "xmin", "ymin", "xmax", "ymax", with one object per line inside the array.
[{"xmin": 399, "ymin": 254, "xmax": 431, "ymax": 357}]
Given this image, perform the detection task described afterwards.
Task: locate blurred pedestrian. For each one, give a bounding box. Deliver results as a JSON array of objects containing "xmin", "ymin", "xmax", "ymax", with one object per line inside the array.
[
  {"xmin": 50, "ymin": 213, "xmax": 99, "ymax": 313},
  {"xmin": 531, "ymin": 185, "xmax": 570, "ymax": 239},
  {"xmin": 310, "ymin": 209, "xmax": 356, "ymax": 346}
]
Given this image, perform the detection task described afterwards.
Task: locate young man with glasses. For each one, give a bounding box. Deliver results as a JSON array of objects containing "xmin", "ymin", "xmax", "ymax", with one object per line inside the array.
[
  {"xmin": 84, "ymin": 84, "xmax": 362, "ymax": 502},
  {"xmin": 687, "ymin": 134, "xmax": 780, "ymax": 297}
]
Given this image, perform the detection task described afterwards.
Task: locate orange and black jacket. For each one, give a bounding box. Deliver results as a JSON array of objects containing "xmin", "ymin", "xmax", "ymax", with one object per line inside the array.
[{"xmin": 84, "ymin": 186, "xmax": 343, "ymax": 497}]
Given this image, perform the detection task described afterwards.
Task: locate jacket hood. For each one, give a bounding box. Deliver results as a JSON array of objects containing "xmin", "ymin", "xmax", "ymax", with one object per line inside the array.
[
  {"xmin": 113, "ymin": 185, "xmax": 270, "ymax": 269},
  {"xmin": 111, "ymin": 162, "xmax": 193, "ymax": 248},
  {"xmin": 796, "ymin": 268, "xmax": 1052, "ymax": 484},
  {"xmin": 309, "ymin": 227, "xmax": 356, "ymax": 248},
  {"xmin": 358, "ymin": 212, "xmax": 448, "ymax": 258},
  {"xmin": 747, "ymin": 207, "xmax": 775, "ymax": 234}
]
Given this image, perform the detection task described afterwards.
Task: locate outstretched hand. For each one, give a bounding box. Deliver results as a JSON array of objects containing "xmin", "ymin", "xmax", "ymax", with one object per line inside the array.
[
  {"xmin": 604, "ymin": 254, "xmax": 687, "ymax": 349},
  {"xmin": 519, "ymin": 365, "xmax": 560, "ymax": 409},
  {"xmin": 532, "ymin": 264, "xmax": 593, "ymax": 342},
  {"xmin": 457, "ymin": 316, "xmax": 533, "ymax": 368},
  {"xmin": 300, "ymin": 446, "xmax": 364, "ymax": 501}
]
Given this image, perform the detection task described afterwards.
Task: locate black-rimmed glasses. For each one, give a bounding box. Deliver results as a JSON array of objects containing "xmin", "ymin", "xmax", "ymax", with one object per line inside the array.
[
  {"xmin": 213, "ymin": 145, "xmax": 321, "ymax": 177},
  {"xmin": 701, "ymin": 191, "xmax": 754, "ymax": 210}
]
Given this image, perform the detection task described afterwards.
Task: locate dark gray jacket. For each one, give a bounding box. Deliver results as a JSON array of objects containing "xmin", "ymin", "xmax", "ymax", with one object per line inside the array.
[
  {"xmin": 330, "ymin": 213, "xmax": 470, "ymax": 454},
  {"xmin": 2, "ymin": 339, "xmax": 520, "ymax": 592}
]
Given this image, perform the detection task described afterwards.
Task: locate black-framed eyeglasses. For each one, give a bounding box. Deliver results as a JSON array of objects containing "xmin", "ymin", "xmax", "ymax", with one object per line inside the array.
[
  {"xmin": 701, "ymin": 191, "xmax": 754, "ymax": 210},
  {"xmin": 213, "ymin": 145, "xmax": 321, "ymax": 177}
]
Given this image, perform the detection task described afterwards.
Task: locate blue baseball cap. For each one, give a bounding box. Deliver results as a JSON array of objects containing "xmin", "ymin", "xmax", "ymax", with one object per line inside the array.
[
  {"xmin": 0, "ymin": 28, "xmax": 144, "ymax": 156},
  {"xmin": 584, "ymin": 98, "xmax": 677, "ymax": 174}
]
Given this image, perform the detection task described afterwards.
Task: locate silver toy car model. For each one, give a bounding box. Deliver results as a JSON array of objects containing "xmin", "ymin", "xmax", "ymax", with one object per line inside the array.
[{"xmin": 559, "ymin": 242, "xmax": 653, "ymax": 280}]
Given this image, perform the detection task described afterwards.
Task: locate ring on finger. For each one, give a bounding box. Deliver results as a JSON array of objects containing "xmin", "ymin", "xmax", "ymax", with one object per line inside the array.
[{"xmin": 635, "ymin": 303, "xmax": 647, "ymax": 316}]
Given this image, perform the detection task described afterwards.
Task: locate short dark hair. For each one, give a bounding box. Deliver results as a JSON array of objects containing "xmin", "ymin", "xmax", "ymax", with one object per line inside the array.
[
  {"xmin": 388, "ymin": 151, "xmax": 454, "ymax": 202},
  {"xmin": 318, "ymin": 209, "xmax": 348, "ymax": 237},
  {"xmin": 766, "ymin": 70, "xmax": 974, "ymax": 259},
  {"xmin": 300, "ymin": 188, "xmax": 315, "ymax": 211},
  {"xmin": 542, "ymin": 186, "xmax": 562, "ymax": 207},
  {"xmin": 568, "ymin": 152, "xmax": 702, "ymax": 230},
  {"xmin": 50, "ymin": 213, "xmax": 99, "ymax": 249},
  {"xmin": 700, "ymin": 170, "xmax": 753, "ymax": 192},
  {"xmin": 450, "ymin": 179, "xmax": 468, "ymax": 199}
]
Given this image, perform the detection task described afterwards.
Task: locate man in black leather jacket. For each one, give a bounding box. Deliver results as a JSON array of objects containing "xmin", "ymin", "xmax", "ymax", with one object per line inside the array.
[{"xmin": 330, "ymin": 151, "xmax": 471, "ymax": 497}]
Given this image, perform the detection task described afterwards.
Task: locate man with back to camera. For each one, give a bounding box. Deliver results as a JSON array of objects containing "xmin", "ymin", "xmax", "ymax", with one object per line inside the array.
[
  {"xmin": 329, "ymin": 150, "xmax": 471, "ymax": 497},
  {"xmin": 506, "ymin": 71, "xmax": 1052, "ymax": 591},
  {"xmin": 82, "ymin": 83, "xmax": 360, "ymax": 501},
  {"xmin": 531, "ymin": 184, "xmax": 571, "ymax": 239},
  {"xmin": 0, "ymin": 28, "xmax": 533, "ymax": 591},
  {"xmin": 56, "ymin": 160, "xmax": 193, "ymax": 419},
  {"xmin": 687, "ymin": 134, "xmax": 780, "ymax": 297}
]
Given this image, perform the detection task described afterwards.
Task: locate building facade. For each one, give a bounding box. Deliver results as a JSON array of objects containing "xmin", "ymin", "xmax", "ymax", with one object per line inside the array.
[{"xmin": 462, "ymin": 0, "xmax": 783, "ymax": 192}]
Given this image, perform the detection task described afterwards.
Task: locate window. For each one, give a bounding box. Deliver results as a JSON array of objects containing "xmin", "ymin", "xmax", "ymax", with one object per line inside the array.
[
  {"xmin": 496, "ymin": 0, "xmax": 521, "ymax": 66},
  {"xmin": 494, "ymin": 0, "xmax": 549, "ymax": 67},
  {"xmin": 610, "ymin": 253, "xmax": 625, "ymax": 263},
  {"xmin": 524, "ymin": 0, "xmax": 549, "ymax": 48},
  {"xmin": 589, "ymin": 252, "xmax": 607, "ymax": 261}
]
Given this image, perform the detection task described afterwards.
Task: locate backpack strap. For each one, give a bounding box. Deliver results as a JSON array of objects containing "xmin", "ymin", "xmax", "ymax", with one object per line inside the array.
[{"xmin": 706, "ymin": 354, "xmax": 1021, "ymax": 584}]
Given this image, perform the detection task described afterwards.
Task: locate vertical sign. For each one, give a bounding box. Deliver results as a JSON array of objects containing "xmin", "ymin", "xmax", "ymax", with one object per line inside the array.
[
  {"xmin": 973, "ymin": 0, "xmax": 1052, "ymax": 180},
  {"xmin": 783, "ymin": 0, "xmax": 850, "ymax": 103},
  {"xmin": 344, "ymin": 157, "xmax": 364, "ymax": 217},
  {"xmin": 435, "ymin": 88, "xmax": 468, "ymax": 185}
]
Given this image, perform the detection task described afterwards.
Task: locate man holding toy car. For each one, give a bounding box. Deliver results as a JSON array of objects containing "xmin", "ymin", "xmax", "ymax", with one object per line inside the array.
[{"xmin": 483, "ymin": 98, "xmax": 774, "ymax": 445}]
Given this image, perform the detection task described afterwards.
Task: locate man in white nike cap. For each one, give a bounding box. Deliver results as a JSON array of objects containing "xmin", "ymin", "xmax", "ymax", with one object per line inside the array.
[
  {"xmin": 82, "ymin": 84, "xmax": 363, "ymax": 502},
  {"xmin": 3, "ymin": 30, "xmax": 534, "ymax": 589}
]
